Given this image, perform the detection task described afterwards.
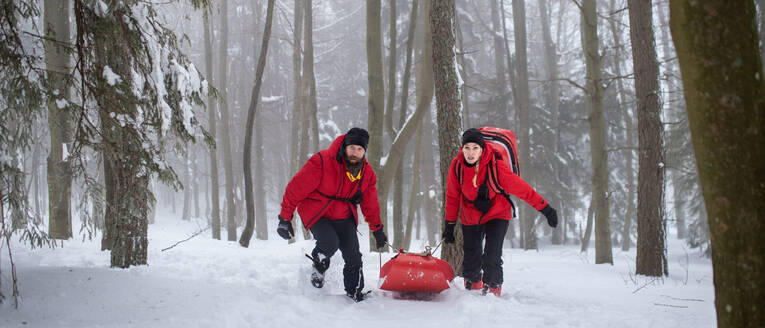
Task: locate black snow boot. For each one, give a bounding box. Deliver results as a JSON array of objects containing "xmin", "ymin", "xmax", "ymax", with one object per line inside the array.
[
  {"xmin": 306, "ymin": 253, "xmax": 330, "ymax": 288},
  {"xmin": 346, "ymin": 289, "xmax": 370, "ymax": 302}
]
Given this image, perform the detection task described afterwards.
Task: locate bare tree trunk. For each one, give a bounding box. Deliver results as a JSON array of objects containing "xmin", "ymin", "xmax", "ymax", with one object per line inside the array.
[
  {"xmin": 240, "ymin": 0, "xmax": 275, "ymax": 247},
  {"xmin": 491, "ymin": 0, "xmax": 509, "ymax": 129},
  {"xmin": 182, "ymin": 156, "xmax": 191, "ymax": 221},
  {"xmin": 204, "ymin": 6, "xmax": 221, "ymax": 240},
  {"xmin": 455, "ymin": 9, "xmax": 470, "ymax": 130},
  {"xmin": 291, "ymin": 0, "xmax": 303, "ymax": 177},
  {"xmin": 431, "ymin": 0, "xmax": 464, "ymax": 273},
  {"xmin": 760, "ymin": 0, "xmax": 765, "ymax": 73},
  {"xmin": 629, "ymin": 0, "xmax": 667, "ymax": 276},
  {"xmin": 45, "ymin": 0, "xmax": 73, "ymax": 239},
  {"xmin": 385, "ymin": 0, "xmax": 398, "ymax": 141},
  {"xmin": 192, "ymin": 151, "xmax": 200, "ymax": 219},
  {"xmin": 581, "ymin": 0, "xmax": 613, "ymax": 264},
  {"xmin": 581, "ymin": 202, "xmax": 594, "ymax": 252},
  {"xmin": 404, "ymin": 121, "xmax": 423, "ymax": 250},
  {"xmin": 657, "ymin": 1, "xmax": 686, "ymax": 240},
  {"xmin": 217, "ymin": 0, "xmax": 238, "ymax": 241},
  {"xmin": 512, "ymin": 0, "xmax": 536, "ymax": 250},
  {"xmin": 367, "ymin": 0, "xmax": 388, "ymax": 250},
  {"xmin": 385, "ymin": 0, "xmax": 406, "ymax": 250},
  {"xmin": 670, "ymin": 2, "xmax": 765, "ymax": 326},
  {"xmin": 306, "ymin": 0, "xmax": 319, "ymax": 153},
  {"xmin": 391, "ymin": 0, "xmax": 419, "ymax": 251},
  {"xmin": 608, "ymin": 0, "xmax": 636, "ymax": 251},
  {"xmin": 500, "ymin": 0, "xmax": 518, "ymax": 131},
  {"xmin": 539, "ymin": 0, "xmax": 564, "ymax": 246}
]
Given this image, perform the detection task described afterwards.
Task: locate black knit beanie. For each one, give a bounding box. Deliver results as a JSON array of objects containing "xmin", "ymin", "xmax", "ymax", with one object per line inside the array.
[
  {"xmin": 462, "ymin": 128, "xmax": 485, "ymax": 148},
  {"xmin": 344, "ymin": 127, "xmax": 369, "ymax": 150}
]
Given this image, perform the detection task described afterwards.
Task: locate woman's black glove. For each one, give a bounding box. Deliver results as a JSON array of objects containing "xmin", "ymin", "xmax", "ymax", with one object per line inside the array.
[
  {"xmin": 443, "ymin": 221, "xmax": 456, "ymax": 244},
  {"xmin": 373, "ymin": 227, "xmax": 388, "ymax": 249},
  {"xmin": 276, "ymin": 216, "xmax": 294, "ymax": 240},
  {"xmin": 540, "ymin": 204, "xmax": 558, "ymax": 228}
]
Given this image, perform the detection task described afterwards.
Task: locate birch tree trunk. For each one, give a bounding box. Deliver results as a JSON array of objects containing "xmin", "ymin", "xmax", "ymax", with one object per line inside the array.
[{"xmin": 670, "ymin": 2, "xmax": 765, "ymax": 326}]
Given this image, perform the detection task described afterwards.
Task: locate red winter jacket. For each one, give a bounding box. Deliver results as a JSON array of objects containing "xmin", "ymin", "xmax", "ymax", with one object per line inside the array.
[
  {"xmin": 279, "ymin": 134, "xmax": 383, "ymax": 231},
  {"xmin": 445, "ymin": 145, "xmax": 548, "ymax": 226}
]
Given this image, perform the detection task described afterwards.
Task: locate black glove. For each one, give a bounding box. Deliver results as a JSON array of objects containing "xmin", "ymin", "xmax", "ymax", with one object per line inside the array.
[
  {"xmin": 540, "ymin": 204, "xmax": 558, "ymax": 228},
  {"xmin": 276, "ymin": 216, "xmax": 294, "ymax": 240},
  {"xmin": 443, "ymin": 221, "xmax": 456, "ymax": 244},
  {"xmin": 373, "ymin": 226, "xmax": 388, "ymax": 249}
]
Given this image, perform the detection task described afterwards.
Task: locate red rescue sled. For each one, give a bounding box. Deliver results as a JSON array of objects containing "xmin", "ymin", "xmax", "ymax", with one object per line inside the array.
[{"xmin": 379, "ymin": 247, "xmax": 454, "ymax": 297}]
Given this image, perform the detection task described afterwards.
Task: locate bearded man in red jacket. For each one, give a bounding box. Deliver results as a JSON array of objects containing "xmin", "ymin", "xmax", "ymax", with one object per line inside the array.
[{"xmin": 276, "ymin": 127, "xmax": 387, "ymax": 302}]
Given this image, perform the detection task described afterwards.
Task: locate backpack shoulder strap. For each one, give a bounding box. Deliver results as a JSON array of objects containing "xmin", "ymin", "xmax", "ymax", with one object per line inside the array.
[{"xmin": 487, "ymin": 159, "xmax": 517, "ymax": 218}]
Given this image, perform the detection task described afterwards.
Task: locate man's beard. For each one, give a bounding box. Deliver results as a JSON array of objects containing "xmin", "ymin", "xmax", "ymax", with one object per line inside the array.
[{"xmin": 344, "ymin": 154, "xmax": 363, "ymax": 174}]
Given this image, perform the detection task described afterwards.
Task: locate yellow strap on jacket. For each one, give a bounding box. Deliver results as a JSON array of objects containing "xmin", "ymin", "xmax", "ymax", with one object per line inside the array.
[{"xmin": 346, "ymin": 170, "xmax": 361, "ymax": 182}]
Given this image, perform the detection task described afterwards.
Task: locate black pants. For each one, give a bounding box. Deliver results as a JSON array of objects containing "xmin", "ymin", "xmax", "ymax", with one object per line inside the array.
[
  {"xmin": 461, "ymin": 219, "xmax": 509, "ymax": 287},
  {"xmin": 309, "ymin": 218, "xmax": 363, "ymax": 294}
]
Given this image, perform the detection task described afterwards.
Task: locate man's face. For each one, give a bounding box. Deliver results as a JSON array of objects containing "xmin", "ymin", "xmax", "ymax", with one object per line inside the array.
[{"xmin": 345, "ymin": 144, "xmax": 366, "ymax": 164}]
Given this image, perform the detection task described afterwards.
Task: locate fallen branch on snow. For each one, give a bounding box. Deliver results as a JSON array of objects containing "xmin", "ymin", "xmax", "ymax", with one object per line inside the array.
[{"xmin": 161, "ymin": 226, "xmax": 210, "ymax": 252}]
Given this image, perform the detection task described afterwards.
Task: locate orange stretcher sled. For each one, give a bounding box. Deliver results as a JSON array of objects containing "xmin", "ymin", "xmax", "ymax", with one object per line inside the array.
[{"xmin": 379, "ymin": 247, "xmax": 454, "ymax": 295}]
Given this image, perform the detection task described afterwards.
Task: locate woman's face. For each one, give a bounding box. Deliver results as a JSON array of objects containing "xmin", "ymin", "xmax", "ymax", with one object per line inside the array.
[{"xmin": 462, "ymin": 142, "xmax": 482, "ymax": 164}]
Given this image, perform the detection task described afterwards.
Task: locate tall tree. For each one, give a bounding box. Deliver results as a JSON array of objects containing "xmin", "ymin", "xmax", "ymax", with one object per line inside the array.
[
  {"xmin": 431, "ymin": 0, "xmax": 464, "ymax": 272},
  {"xmin": 74, "ymin": 0, "xmax": 206, "ymax": 267},
  {"xmin": 290, "ymin": 0, "xmax": 303, "ymax": 177},
  {"xmin": 297, "ymin": 0, "xmax": 315, "ymax": 241},
  {"xmin": 374, "ymin": 0, "xmax": 433, "ymax": 252},
  {"xmin": 491, "ymin": 0, "xmax": 509, "ymax": 129},
  {"xmin": 44, "ymin": 0, "xmax": 73, "ymax": 239},
  {"xmin": 455, "ymin": 8, "xmax": 471, "ymax": 130},
  {"xmin": 385, "ymin": 0, "xmax": 398, "ymax": 141},
  {"xmin": 240, "ymin": 0, "xmax": 275, "ymax": 247},
  {"xmin": 218, "ymin": 0, "xmax": 237, "ymax": 241},
  {"xmin": 305, "ymin": 0, "xmax": 319, "ymax": 153},
  {"xmin": 367, "ymin": 0, "xmax": 387, "ymax": 250},
  {"xmin": 670, "ymin": 1, "xmax": 765, "ymax": 326},
  {"xmin": 512, "ymin": 0, "xmax": 536, "ymax": 250},
  {"xmin": 397, "ymin": 0, "xmax": 419, "ymax": 250},
  {"xmin": 539, "ymin": 0, "xmax": 565, "ymax": 245},
  {"xmin": 608, "ymin": 0, "xmax": 636, "ymax": 251},
  {"xmin": 367, "ymin": 0, "xmax": 385, "ymax": 171},
  {"xmin": 581, "ymin": 0, "xmax": 613, "ymax": 264},
  {"xmin": 289, "ymin": 0, "xmax": 305, "ymax": 243},
  {"xmin": 629, "ymin": 0, "xmax": 666, "ymax": 276},
  {"xmin": 203, "ymin": 5, "xmax": 221, "ymax": 240}
]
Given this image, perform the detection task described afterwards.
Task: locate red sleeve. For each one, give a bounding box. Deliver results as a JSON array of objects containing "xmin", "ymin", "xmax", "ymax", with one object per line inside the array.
[
  {"xmin": 495, "ymin": 160, "xmax": 548, "ymax": 211},
  {"xmin": 279, "ymin": 153, "xmax": 323, "ymax": 220},
  {"xmin": 360, "ymin": 165, "xmax": 382, "ymax": 231},
  {"xmin": 444, "ymin": 156, "xmax": 462, "ymax": 223}
]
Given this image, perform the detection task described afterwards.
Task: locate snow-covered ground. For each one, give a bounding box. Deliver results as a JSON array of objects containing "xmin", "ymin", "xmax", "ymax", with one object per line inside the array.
[{"xmin": 1, "ymin": 211, "xmax": 715, "ymax": 328}]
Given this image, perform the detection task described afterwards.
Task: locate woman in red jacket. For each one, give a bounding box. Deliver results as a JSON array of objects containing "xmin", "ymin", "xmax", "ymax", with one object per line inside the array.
[
  {"xmin": 276, "ymin": 127, "xmax": 387, "ymax": 302},
  {"xmin": 443, "ymin": 128, "xmax": 558, "ymax": 296}
]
